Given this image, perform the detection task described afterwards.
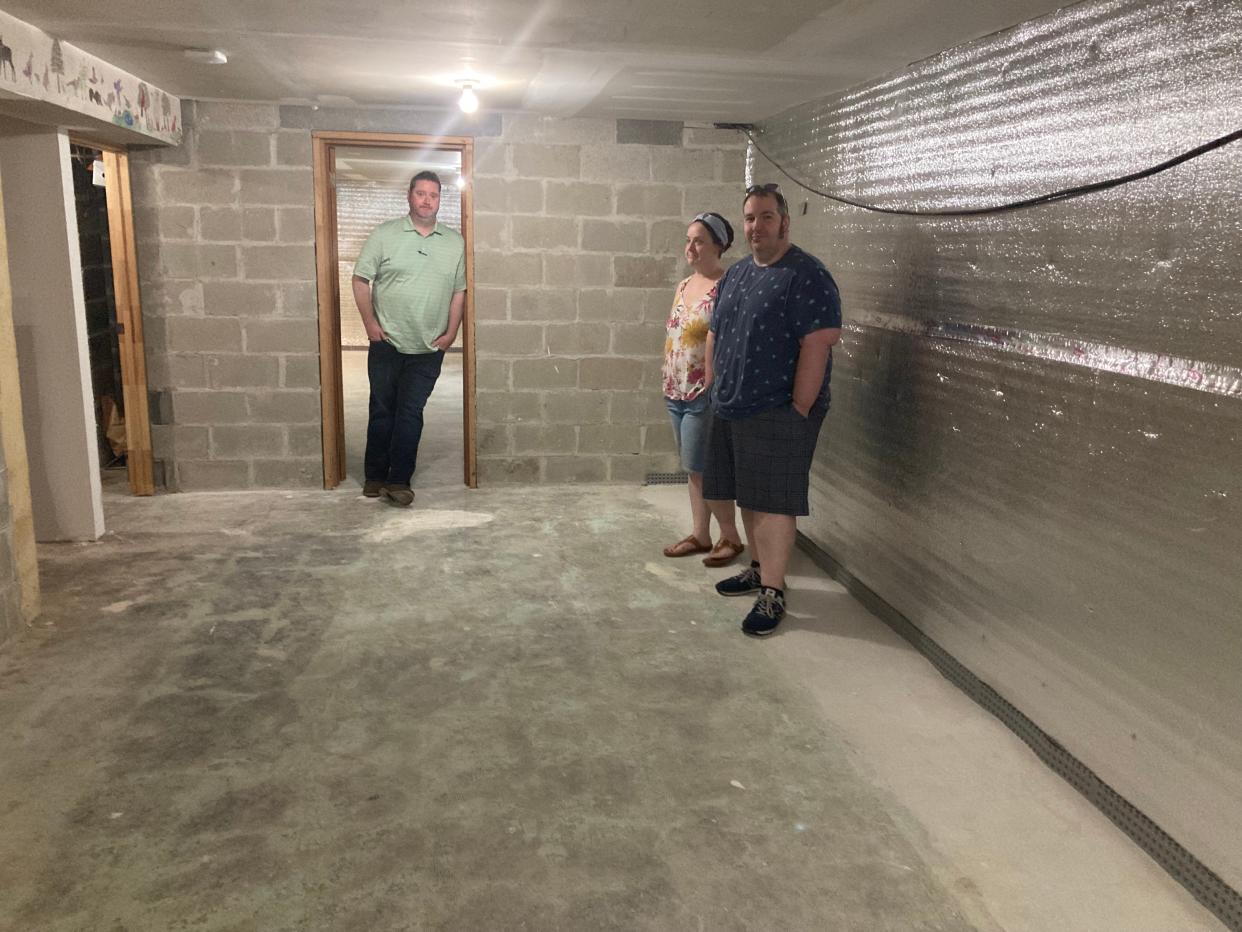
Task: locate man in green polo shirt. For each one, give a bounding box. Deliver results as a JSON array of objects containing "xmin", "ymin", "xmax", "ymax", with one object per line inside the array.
[{"xmin": 352, "ymin": 170, "xmax": 466, "ymax": 506}]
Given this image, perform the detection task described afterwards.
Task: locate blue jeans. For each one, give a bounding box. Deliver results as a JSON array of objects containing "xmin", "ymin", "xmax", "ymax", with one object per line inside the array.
[
  {"xmin": 665, "ymin": 392, "xmax": 712, "ymax": 473},
  {"xmin": 365, "ymin": 341, "xmax": 444, "ymax": 487}
]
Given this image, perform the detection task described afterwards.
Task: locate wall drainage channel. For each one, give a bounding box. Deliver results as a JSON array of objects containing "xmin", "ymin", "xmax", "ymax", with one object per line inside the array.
[
  {"xmin": 643, "ymin": 472, "xmax": 689, "ymax": 486},
  {"xmin": 797, "ymin": 532, "xmax": 1242, "ymax": 932}
]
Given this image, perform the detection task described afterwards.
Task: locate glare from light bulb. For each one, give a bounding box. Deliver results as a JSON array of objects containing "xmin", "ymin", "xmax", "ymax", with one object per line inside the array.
[
  {"xmin": 455, "ymin": 175, "xmax": 468, "ymax": 190},
  {"xmin": 458, "ymin": 86, "xmax": 479, "ymax": 113}
]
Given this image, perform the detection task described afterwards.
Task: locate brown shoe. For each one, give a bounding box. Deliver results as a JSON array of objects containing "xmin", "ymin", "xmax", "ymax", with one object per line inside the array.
[
  {"xmin": 663, "ymin": 535, "xmax": 712, "ymax": 558},
  {"xmin": 362, "ymin": 480, "xmax": 384, "ymax": 498},
  {"xmin": 381, "ymin": 484, "xmax": 414, "ymax": 507},
  {"xmin": 703, "ymin": 538, "xmax": 744, "ymax": 567}
]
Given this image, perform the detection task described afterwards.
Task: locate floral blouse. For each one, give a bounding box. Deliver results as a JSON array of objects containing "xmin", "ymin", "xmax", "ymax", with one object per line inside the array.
[{"xmin": 662, "ymin": 275, "xmax": 717, "ymax": 401}]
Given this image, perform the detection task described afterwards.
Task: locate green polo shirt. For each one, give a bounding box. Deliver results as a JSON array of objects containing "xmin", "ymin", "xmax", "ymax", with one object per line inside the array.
[{"xmin": 353, "ymin": 217, "xmax": 466, "ymax": 354}]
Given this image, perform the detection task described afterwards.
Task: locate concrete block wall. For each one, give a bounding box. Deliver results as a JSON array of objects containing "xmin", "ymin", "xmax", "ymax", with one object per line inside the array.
[
  {"xmin": 130, "ymin": 103, "xmax": 746, "ymax": 489},
  {"xmin": 130, "ymin": 101, "xmax": 322, "ymax": 490},
  {"xmin": 472, "ymin": 118, "xmax": 746, "ymax": 482}
]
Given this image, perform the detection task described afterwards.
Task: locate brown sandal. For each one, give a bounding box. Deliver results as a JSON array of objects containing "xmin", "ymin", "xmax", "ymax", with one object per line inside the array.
[
  {"xmin": 663, "ymin": 535, "xmax": 712, "ymax": 558},
  {"xmin": 703, "ymin": 538, "xmax": 745, "ymax": 567}
]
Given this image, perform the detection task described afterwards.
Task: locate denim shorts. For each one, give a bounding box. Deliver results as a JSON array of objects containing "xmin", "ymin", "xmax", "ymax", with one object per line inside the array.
[{"xmin": 665, "ymin": 392, "xmax": 712, "ymax": 474}]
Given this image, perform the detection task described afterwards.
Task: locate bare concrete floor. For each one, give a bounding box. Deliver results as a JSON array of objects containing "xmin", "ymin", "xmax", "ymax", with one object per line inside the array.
[
  {"xmin": 0, "ymin": 484, "xmax": 1224, "ymax": 931},
  {"xmin": 342, "ymin": 348, "xmax": 465, "ymax": 491}
]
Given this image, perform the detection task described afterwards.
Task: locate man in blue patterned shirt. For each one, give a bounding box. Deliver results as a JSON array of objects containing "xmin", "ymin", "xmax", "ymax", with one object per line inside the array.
[{"xmin": 703, "ymin": 184, "xmax": 843, "ymax": 637}]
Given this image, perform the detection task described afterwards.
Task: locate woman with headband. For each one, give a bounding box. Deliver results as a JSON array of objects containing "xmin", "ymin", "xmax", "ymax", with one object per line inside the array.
[{"xmin": 661, "ymin": 211, "xmax": 745, "ymax": 567}]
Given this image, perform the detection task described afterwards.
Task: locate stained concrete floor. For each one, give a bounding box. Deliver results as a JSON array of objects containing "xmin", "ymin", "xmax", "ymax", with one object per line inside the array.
[{"xmin": 0, "ymin": 483, "xmax": 1225, "ymax": 931}]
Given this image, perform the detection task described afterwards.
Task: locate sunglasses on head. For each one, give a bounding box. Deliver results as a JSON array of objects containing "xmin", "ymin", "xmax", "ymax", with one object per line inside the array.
[{"xmin": 744, "ymin": 183, "xmax": 787, "ymax": 209}]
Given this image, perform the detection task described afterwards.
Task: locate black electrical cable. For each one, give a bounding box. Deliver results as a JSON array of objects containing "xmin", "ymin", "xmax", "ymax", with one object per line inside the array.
[{"xmin": 738, "ymin": 127, "xmax": 1242, "ymax": 217}]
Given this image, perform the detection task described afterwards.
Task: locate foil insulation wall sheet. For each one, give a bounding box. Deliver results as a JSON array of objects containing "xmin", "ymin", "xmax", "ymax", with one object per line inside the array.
[{"xmin": 751, "ymin": 0, "xmax": 1242, "ymax": 893}]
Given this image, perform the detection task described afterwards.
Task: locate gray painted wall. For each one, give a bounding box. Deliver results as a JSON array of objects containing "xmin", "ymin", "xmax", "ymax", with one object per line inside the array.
[{"xmin": 754, "ymin": 0, "xmax": 1241, "ymax": 892}]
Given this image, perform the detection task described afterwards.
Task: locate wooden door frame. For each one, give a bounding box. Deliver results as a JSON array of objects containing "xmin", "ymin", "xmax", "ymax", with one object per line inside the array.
[
  {"xmin": 312, "ymin": 131, "xmax": 476, "ymax": 490},
  {"xmin": 68, "ymin": 135, "xmax": 155, "ymax": 496}
]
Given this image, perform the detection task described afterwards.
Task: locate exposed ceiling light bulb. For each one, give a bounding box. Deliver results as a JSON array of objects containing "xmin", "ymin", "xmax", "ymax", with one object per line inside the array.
[{"xmin": 458, "ymin": 83, "xmax": 479, "ymax": 114}]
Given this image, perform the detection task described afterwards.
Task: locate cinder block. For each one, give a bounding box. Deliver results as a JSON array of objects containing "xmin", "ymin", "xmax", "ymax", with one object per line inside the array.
[
  {"xmin": 616, "ymin": 120, "xmax": 683, "ymax": 146},
  {"xmin": 200, "ymin": 207, "xmax": 242, "ymax": 242},
  {"xmin": 511, "ymin": 144, "xmax": 580, "ymax": 179},
  {"xmin": 544, "ymin": 255, "xmax": 611, "ymax": 288},
  {"xmin": 244, "ymin": 319, "xmax": 319, "ymax": 353},
  {"xmin": 177, "ymin": 459, "xmax": 251, "ymax": 490},
  {"xmin": 473, "ymin": 177, "xmax": 542, "ymax": 213},
  {"xmin": 477, "ymin": 391, "xmax": 540, "ymax": 423},
  {"xmin": 717, "ymin": 149, "xmax": 746, "ymax": 183},
  {"xmin": 545, "ymin": 323, "xmax": 609, "ymax": 355},
  {"xmin": 238, "ymin": 168, "xmax": 313, "ymax": 206},
  {"xmin": 203, "ymin": 281, "xmax": 280, "ymax": 317},
  {"xmin": 243, "ymin": 208, "xmax": 278, "ymax": 242},
  {"xmin": 544, "ymin": 455, "xmax": 607, "ymax": 482},
  {"xmin": 477, "ymin": 424, "xmax": 512, "ymax": 455},
  {"xmin": 512, "ymin": 424, "xmax": 576, "ymax": 454},
  {"xmin": 577, "ymin": 289, "xmax": 643, "ymax": 323},
  {"xmin": 683, "ymin": 126, "xmax": 748, "ymax": 148},
  {"xmin": 243, "ymin": 244, "xmax": 316, "ymax": 281},
  {"xmin": 579, "ymin": 424, "xmax": 642, "ymax": 454},
  {"xmin": 475, "ymin": 358, "xmax": 510, "ymax": 391},
  {"xmin": 541, "ymin": 391, "xmax": 609, "ymax": 425},
  {"xmin": 165, "ymin": 317, "xmax": 243, "ymax": 352},
  {"xmin": 247, "ymin": 390, "xmax": 320, "ymax": 423},
  {"xmin": 150, "ymin": 243, "xmax": 238, "ymax": 280},
  {"xmin": 168, "ymin": 425, "xmax": 210, "ymax": 459},
  {"xmin": 609, "ymin": 453, "xmax": 678, "ymax": 481},
  {"xmin": 474, "ymin": 287, "xmax": 508, "ymax": 320},
  {"xmin": 512, "ymin": 216, "xmax": 577, "ymax": 250},
  {"xmin": 512, "ymin": 358, "xmax": 577, "ymax": 389},
  {"xmin": 283, "ymin": 356, "xmax": 321, "ymax": 389},
  {"xmin": 194, "ymin": 101, "xmax": 281, "ymax": 131},
  {"xmin": 473, "ymin": 213, "xmax": 508, "ymax": 250},
  {"xmin": 476, "ymin": 322, "xmax": 545, "ymax": 356},
  {"xmin": 579, "ymin": 356, "xmax": 644, "ymax": 390},
  {"xmin": 652, "ymin": 148, "xmax": 716, "ymax": 184},
  {"xmin": 682, "ymin": 184, "xmax": 745, "ymax": 218},
  {"xmin": 580, "ymin": 219, "xmax": 646, "ymax": 254},
  {"xmin": 151, "ymin": 205, "xmax": 196, "ymax": 240},
  {"xmin": 275, "ymin": 131, "xmax": 312, "ymax": 166},
  {"xmin": 473, "ymin": 140, "xmax": 507, "ymax": 176},
  {"xmin": 141, "ymin": 280, "xmax": 204, "ymax": 317},
  {"xmin": 581, "ymin": 146, "xmax": 651, "ymax": 182},
  {"xmin": 649, "ymin": 219, "xmax": 690, "ymax": 256},
  {"xmin": 207, "ymin": 354, "xmax": 280, "ymax": 388},
  {"xmin": 173, "ymin": 391, "xmax": 249, "ymax": 424},
  {"xmin": 639, "ymin": 356, "xmax": 665, "ymax": 391},
  {"xmin": 502, "ymin": 115, "xmax": 614, "ymax": 145},
  {"xmin": 642, "ymin": 288, "xmax": 680, "ymax": 322},
  {"xmin": 510, "ymin": 288, "xmax": 577, "ymax": 322},
  {"xmin": 475, "ymin": 250, "xmax": 541, "ymax": 286},
  {"xmin": 252, "ymin": 459, "xmax": 321, "ymax": 488},
  {"xmin": 286, "ymin": 424, "xmax": 322, "ymax": 456},
  {"xmin": 614, "ymin": 256, "xmax": 679, "ymax": 289},
  {"xmin": 197, "ymin": 130, "xmax": 272, "ymax": 167},
  {"xmin": 158, "ymin": 354, "xmax": 209, "ymax": 389},
  {"xmin": 277, "ymin": 207, "xmax": 315, "ymax": 243},
  {"xmin": 278, "ymin": 282, "xmax": 320, "ymax": 318},
  {"xmin": 615, "ymin": 184, "xmax": 682, "ymax": 217},
  {"xmin": 160, "ymin": 168, "xmax": 238, "ymax": 205},
  {"xmin": 211, "ymin": 424, "xmax": 285, "ymax": 457},
  {"xmin": 611, "ymin": 322, "xmax": 664, "ymax": 356},
  {"xmin": 477, "ymin": 456, "xmax": 541, "ymax": 483},
  {"xmin": 610, "ymin": 391, "xmax": 671, "ymax": 425},
  {"xmin": 643, "ymin": 424, "xmax": 678, "ymax": 453},
  {"xmin": 545, "ymin": 182, "xmax": 612, "ymax": 216}
]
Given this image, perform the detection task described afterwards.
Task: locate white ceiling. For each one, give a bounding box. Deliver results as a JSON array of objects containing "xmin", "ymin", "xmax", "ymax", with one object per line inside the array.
[
  {"xmin": 335, "ymin": 146, "xmax": 462, "ymax": 184},
  {"xmin": 8, "ymin": 0, "xmax": 1072, "ymax": 122}
]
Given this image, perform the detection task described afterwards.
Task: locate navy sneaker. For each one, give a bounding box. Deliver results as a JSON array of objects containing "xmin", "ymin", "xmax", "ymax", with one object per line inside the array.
[
  {"xmin": 742, "ymin": 587, "xmax": 786, "ymax": 637},
  {"xmin": 715, "ymin": 562, "xmax": 761, "ymax": 597}
]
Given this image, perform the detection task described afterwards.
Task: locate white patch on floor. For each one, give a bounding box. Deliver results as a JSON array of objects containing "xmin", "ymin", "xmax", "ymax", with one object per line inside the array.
[
  {"xmin": 364, "ymin": 510, "xmax": 495, "ymax": 542},
  {"xmin": 643, "ymin": 561, "xmax": 709, "ymax": 593}
]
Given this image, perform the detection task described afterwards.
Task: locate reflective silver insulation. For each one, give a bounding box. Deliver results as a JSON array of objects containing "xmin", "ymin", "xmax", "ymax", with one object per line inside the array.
[{"xmin": 749, "ymin": 0, "xmax": 1242, "ymax": 907}]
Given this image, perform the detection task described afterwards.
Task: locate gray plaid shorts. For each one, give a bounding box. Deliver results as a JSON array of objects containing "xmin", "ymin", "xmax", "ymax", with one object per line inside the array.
[{"xmin": 702, "ymin": 403, "xmax": 826, "ymax": 516}]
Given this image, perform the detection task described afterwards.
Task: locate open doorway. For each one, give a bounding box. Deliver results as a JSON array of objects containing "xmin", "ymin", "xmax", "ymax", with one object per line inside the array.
[
  {"xmin": 68, "ymin": 137, "xmax": 154, "ymax": 498},
  {"xmin": 313, "ymin": 132, "xmax": 477, "ymax": 491}
]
